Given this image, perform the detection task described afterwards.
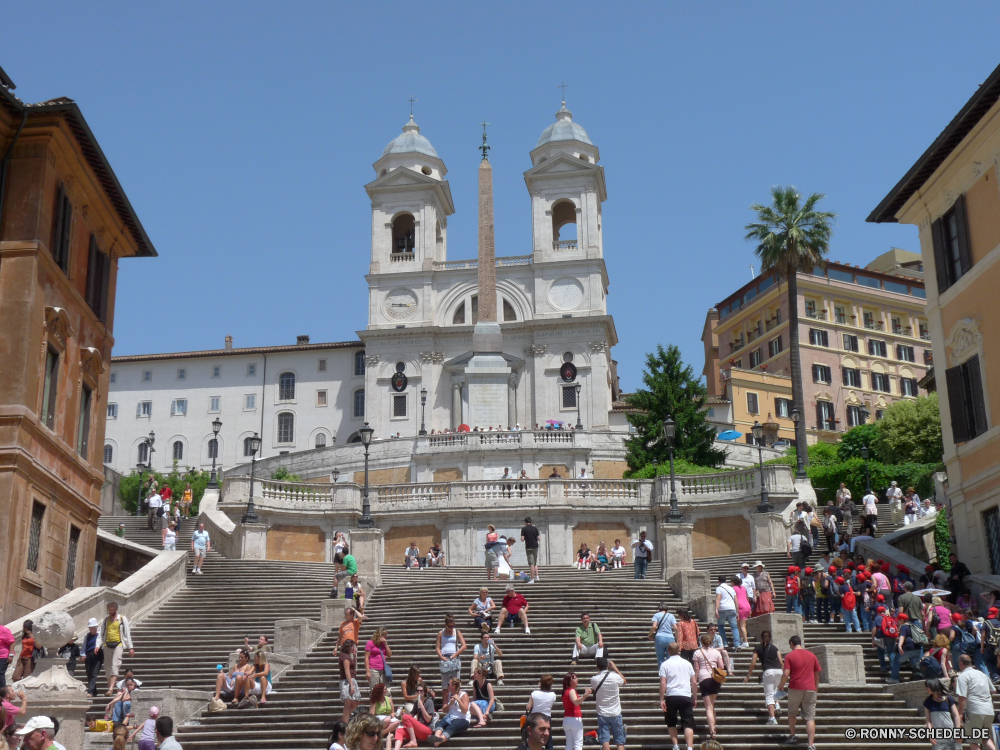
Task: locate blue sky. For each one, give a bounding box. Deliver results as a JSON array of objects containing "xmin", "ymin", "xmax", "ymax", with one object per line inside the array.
[{"xmin": 5, "ymin": 2, "xmax": 999, "ymax": 391}]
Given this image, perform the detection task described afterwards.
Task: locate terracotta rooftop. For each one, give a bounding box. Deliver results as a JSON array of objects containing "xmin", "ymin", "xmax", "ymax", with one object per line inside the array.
[{"xmin": 111, "ymin": 339, "xmax": 363, "ymax": 363}]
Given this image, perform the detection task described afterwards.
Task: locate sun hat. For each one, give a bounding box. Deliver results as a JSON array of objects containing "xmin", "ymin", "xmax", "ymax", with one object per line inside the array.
[
  {"xmin": 754, "ymin": 561, "xmax": 765, "ymax": 568},
  {"xmin": 15, "ymin": 717, "xmax": 55, "ymax": 735},
  {"xmin": 149, "ymin": 706, "xmax": 160, "ymax": 718},
  {"xmin": 741, "ymin": 562, "xmax": 750, "ymax": 568},
  {"xmin": 88, "ymin": 617, "xmax": 99, "ymax": 628}
]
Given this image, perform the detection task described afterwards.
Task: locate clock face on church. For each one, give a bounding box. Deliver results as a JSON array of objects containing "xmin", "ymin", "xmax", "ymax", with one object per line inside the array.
[{"xmin": 383, "ymin": 289, "xmax": 419, "ymax": 321}]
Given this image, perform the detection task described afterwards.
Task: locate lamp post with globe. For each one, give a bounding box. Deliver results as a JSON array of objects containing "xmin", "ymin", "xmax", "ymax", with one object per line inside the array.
[
  {"xmin": 242, "ymin": 433, "xmax": 262, "ymax": 524},
  {"xmin": 752, "ymin": 420, "xmax": 773, "ymax": 512},
  {"xmin": 663, "ymin": 417, "xmax": 683, "ymax": 522},
  {"xmin": 358, "ymin": 423, "xmax": 375, "ymax": 527},
  {"xmin": 208, "ymin": 417, "xmax": 222, "ymax": 489}
]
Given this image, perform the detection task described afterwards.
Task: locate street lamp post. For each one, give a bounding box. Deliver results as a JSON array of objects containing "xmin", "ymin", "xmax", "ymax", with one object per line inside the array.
[
  {"xmin": 242, "ymin": 432, "xmax": 262, "ymax": 524},
  {"xmin": 208, "ymin": 417, "xmax": 222, "ymax": 489},
  {"xmin": 663, "ymin": 417, "xmax": 682, "ymax": 522},
  {"xmin": 790, "ymin": 408, "xmax": 806, "ymax": 479},
  {"xmin": 861, "ymin": 445, "xmax": 871, "ymax": 494},
  {"xmin": 357, "ymin": 422, "xmax": 375, "ymax": 527},
  {"xmin": 332, "ymin": 468, "xmax": 340, "ymax": 484},
  {"xmin": 752, "ymin": 420, "xmax": 772, "ymax": 512},
  {"xmin": 574, "ymin": 383, "xmax": 583, "ymax": 430},
  {"xmin": 135, "ymin": 461, "xmax": 146, "ymax": 516},
  {"xmin": 419, "ymin": 387, "xmax": 428, "ymax": 436}
]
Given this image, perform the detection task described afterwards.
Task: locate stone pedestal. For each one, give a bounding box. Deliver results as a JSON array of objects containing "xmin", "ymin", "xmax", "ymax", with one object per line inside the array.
[
  {"xmin": 351, "ymin": 528, "xmax": 384, "ymax": 587},
  {"xmin": 667, "ymin": 570, "xmax": 711, "ymax": 603},
  {"xmin": 660, "ymin": 522, "xmax": 694, "ymax": 576},
  {"xmin": 746, "ymin": 612, "xmax": 804, "ymax": 650},
  {"xmin": 129, "ymin": 688, "xmax": 206, "ymax": 731},
  {"xmin": 322, "ymin": 598, "xmax": 348, "ymax": 630},
  {"xmin": 465, "ymin": 348, "xmax": 510, "ymax": 429},
  {"xmin": 237, "ymin": 523, "xmax": 268, "ymax": 559},
  {"xmin": 274, "ymin": 618, "xmax": 326, "ymax": 657},
  {"xmin": 750, "ymin": 512, "xmax": 788, "ymax": 553},
  {"xmin": 885, "ymin": 679, "xmax": 933, "ymax": 709},
  {"xmin": 812, "ymin": 643, "xmax": 866, "ymax": 685},
  {"xmin": 15, "ymin": 664, "xmax": 90, "ymax": 750}
]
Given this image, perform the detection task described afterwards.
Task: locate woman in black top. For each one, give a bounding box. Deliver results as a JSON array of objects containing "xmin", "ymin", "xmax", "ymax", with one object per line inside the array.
[
  {"xmin": 469, "ymin": 667, "xmax": 496, "ymax": 727},
  {"xmin": 743, "ymin": 630, "xmax": 784, "ymax": 725}
]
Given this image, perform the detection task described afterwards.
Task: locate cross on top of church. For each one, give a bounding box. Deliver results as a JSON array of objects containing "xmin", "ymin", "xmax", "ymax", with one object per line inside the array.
[
  {"xmin": 558, "ymin": 81, "xmax": 569, "ymax": 102},
  {"xmin": 479, "ymin": 120, "xmax": 490, "ymax": 161},
  {"xmin": 408, "ymin": 96, "xmax": 417, "ymax": 116}
]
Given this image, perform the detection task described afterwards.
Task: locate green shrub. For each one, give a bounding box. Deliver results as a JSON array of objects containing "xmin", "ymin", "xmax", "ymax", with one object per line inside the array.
[
  {"xmin": 802, "ymin": 459, "xmax": 941, "ymax": 505},
  {"xmin": 837, "ymin": 424, "xmax": 880, "ymax": 462},
  {"xmin": 934, "ymin": 510, "xmax": 952, "ymax": 570},
  {"xmin": 765, "ymin": 441, "xmax": 840, "ymax": 468},
  {"xmin": 118, "ymin": 463, "xmax": 213, "ymax": 515},
  {"xmin": 625, "ymin": 459, "xmax": 732, "ymax": 479},
  {"xmin": 270, "ymin": 466, "xmax": 302, "ymax": 482}
]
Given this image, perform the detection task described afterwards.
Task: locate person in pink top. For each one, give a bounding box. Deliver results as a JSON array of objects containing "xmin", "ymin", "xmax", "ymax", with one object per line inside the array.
[
  {"xmin": 731, "ymin": 575, "xmax": 752, "ymax": 649},
  {"xmin": 0, "ymin": 625, "xmax": 13, "ymax": 691},
  {"xmin": 928, "ymin": 596, "xmax": 955, "ymax": 639},
  {"xmin": 870, "ymin": 566, "xmax": 891, "ymax": 598},
  {"xmin": 0, "ymin": 686, "xmax": 27, "ymax": 732},
  {"xmin": 692, "ymin": 633, "xmax": 728, "ymax": 739}
]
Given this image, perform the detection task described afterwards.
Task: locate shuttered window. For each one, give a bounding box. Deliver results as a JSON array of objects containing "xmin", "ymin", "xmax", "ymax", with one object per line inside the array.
[
  {"xmin": 51, "ymin": 185, "xmax": 73, "ymax": 273},
  {"xmin": 842, "ymin": 368, "xmax": 861, "ymax": 387},
  {"xmin": 747, "ymin": 392, "xmax": 759, "ymax": 414},
  {"xmin": 932, "ymin": 195, "xmax": 972, "ymax": 293},
  {"xmin": 774, "ymin": 397, "xmax": 791, "ymax": 418},
  {"xmin": 842, "ymin": 334, "xmax": 859, "ymax": 352},
  {"xmin": 768, "ymin": 336, "xmax": 783, "ymax": 358},
  {"xmin": 868, "ymin": 339, "xmax": 887, "ymax": 358},
  {"xmin": 945, "ymin": 354, "xmax": 988, "ymax": 443},
  {"xmin": 809, "ymin": 328, "xmax": 829, "ymax": 347},
  {"xmin": 42, "ymin": 348, "xmax": 59, "ymax": 429},
  {"xmin": 85, "ymin": 235, "xmax": 111, "ymax": 323},
  {"xmin": 812, "ymin": 364, "xmax": 832, "ymax": 384},
  {"xmin": 815, "ymin": 401, "xmax": 836, "ymax": 430}
]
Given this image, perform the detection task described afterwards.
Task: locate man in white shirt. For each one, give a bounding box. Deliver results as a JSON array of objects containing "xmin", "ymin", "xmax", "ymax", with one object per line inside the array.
[
  {"xmin": 659, "ymin": 642, "xmax": 697, "ymax": 750},
  {"xmin": 920, "ymin": 498, "xmax": 937, "ymax": 518},
  {"xmin": 590, "ymin": 657, "xmax": 626, "ymax": 750},
  {"xmin": 955, "ymin": 654, "xmax": 998, "ymax": 750},
  {"xmin": 861, "ymin": 490, "xmax": 879, "ymax": 535},
  {"xmin": 631, "ymin": 531, "xmax": 653, "ymax": 580},
  {"xmin": 738, "ymin": 563, "xmax": 756, "ymax": 607},
  {"xmin": 146, "ymin": 489, "xmax": 162, "ymax": 531},
  {"xmin": 191, "ymin": 523, "xmax": 211, "ymax": 575},
  {"xmin": 886, "ymin": 480, "xmax": 903, "ymax": 523},
  {"xmin": 404, "ymin": 542, "xmax": 421, "ymax": 569},
  {"xmin": 715, "ymin": 575, "xmax": 740, "ymax": 649}
]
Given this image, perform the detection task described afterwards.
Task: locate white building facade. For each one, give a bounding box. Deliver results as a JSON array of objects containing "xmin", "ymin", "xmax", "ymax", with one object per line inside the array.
[{"xmin": 104, "ymin": 103, "xmax": 626, "ymax": 474}]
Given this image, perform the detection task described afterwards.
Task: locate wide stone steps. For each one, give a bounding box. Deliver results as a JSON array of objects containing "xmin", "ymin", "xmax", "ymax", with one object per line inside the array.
[{"xmin": 170, "ymin": 561, "xmax": 922, "ymax": 749}]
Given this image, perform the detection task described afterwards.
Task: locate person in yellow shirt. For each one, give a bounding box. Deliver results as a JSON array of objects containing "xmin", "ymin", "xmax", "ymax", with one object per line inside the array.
[
  {"xmin": 86, "ymin": 718, "xmax": 114, "ymax": 732},
  {"xmin": 182, "ymin": 483, "xmax": 193, "ymax": 517}
]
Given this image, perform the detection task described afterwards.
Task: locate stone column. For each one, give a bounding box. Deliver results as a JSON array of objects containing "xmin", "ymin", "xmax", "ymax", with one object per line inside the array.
[
  {"xmin": 659, "ymin": 522, "xmax": 694, "ymax": 578},
  {"xmin": 237, "ymin": 523, "xmax": 268, "ymax": 559},
  {"xmin": 750, "ymin": 512, "xmax": 788, "ymax": 553},
  {"xmin": 812, "ymin": 644, "xmax": 866, "ymax": 685},
  {"xmin": 351, "ymin": 528, "xmax": 384, "ymax": 587},
  {"xmin": 507, "ymin": 372, "xmax": 517, "ymax": 428},
  {"xmin": 452, "ymin": 381, "xmax": 463, "ymax": 430}
]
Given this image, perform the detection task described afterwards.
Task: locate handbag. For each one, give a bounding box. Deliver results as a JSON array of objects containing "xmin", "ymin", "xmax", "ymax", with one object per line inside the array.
[
  {"xmin": 383, "ymin": 661, "xmax": 393, "ymax": 683},
  {"xmin": 700, "ymin": 648, "xmax": 727, "ymax": 684},
  {"xmin": 439, "ymin": 656, "xmax": 460, "ymax": 674}
]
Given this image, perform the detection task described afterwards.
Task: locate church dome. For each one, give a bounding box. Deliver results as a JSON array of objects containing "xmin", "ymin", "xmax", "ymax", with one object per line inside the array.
[
  {"xmin": 536, "ymin": 102, "xmax": 592, "ymax": 148},
  {"xmin": 382, "ymin": 116, "xmax": 439, "ymax": 158}
]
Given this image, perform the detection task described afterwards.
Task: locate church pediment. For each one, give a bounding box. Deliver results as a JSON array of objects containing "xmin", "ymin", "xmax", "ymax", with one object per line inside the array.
[
  {"xmin": 523, "ymin": 153, "xmax": 600, "ymax": 177},
  {"xmin": 365, "ymin": 169, "xmax": 455, "ymax": 213}
]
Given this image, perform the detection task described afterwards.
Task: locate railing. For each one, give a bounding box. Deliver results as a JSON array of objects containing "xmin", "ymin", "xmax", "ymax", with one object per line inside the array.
[
  {"xmin": 864, "ymin": 320, "xmax": 885, "ymax": 331},
  {"xmin": 496, "ymin": 255, "xmax": 532, "ymax": 267},
  {"xmin": 434, "ymin": 255, "xmax": 533, "ymax": 271},
  {"xmin": 376, "ymin": 482, "xmax": 450, "ymax": 507},
  {"xmin": 428, "ymin": 434, "xmax": 467, "ymax": 448},
  {"xmin": 532, "ymin": 430, "xmax": 574, "ymax": 444},
  {"xmin": 553, "ymin": 240, "xmax": 578, "ymax": 251},
  {"xmin": 805, "ymin": 310, "xmax": 826, "ymax": 320},
  {"xmin": 475, "ymin": 431, "xmax": 522, "ymax": 445},
  {"xmin": 260, "ymin": 479, "xmax": 333, "ymax": 503},
  {"xmin": 765, "ymin": 318, "xmax": 780, "ymax": 332},
  {"xmin": 564, "ymin": 480, "xmax": 640, "ymax": 503},
  {"xmin": 389, "ymin": 252, "xmax": 416, "ymax": 262},
  {"xmin": 464, "ymin": 481, "xmax": 548, "ymax": 505}
]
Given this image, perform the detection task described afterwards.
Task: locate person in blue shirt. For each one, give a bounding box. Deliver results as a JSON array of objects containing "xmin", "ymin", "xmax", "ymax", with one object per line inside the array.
[{"xmin": 84, "ymin": 618, "xmax": 103, "ymax": 696}]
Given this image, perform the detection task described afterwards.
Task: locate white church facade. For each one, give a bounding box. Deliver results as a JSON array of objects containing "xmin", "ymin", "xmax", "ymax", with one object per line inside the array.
[{"xmin": 103, "ymin": 103, "xmax": 630, "ymax": 478}]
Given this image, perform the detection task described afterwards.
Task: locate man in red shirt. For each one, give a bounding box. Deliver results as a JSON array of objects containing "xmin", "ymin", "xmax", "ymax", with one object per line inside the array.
[
  {"xmin": 777, "ymin": 635, "xmax": 821, "ymax": 750},
  {"xmin": 496, "ymin": 584, "xmax": 531, "ymax": 635}
]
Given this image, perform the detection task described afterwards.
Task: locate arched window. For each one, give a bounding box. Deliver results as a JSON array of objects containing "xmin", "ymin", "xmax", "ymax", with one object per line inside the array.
[
  {"xmin": 552, "ymin": 200, "xmax": 577, "ymax": 242},
  {"xmin": 208, "ymin": 438, "xmax": 218, "ymax": 459},
  {"xmin": 315, "ymin": 433, "xmax": 327, "ymax": 448},
  {"xmin": 503, "ymin": 299, "xmax": 517, "ymax": 322},
  {"xmin": 392, "ymin": 214, "xmax": 415, "ymax": 254},
  {"xmin": 353, "ymin": 389, "xmax": 365, "ymax": 418},
  {"xmin": 103, "ymin": 444, "xmax": 113, "ymax": 464},
  {"xmin": 278, "ymin": 372, "xmax": 295, "ymax": 401},
  {"xmin": 354, "ymin": 351, "xmax": 365, "ymax": 376},
  {"xmin": 452, "ymin": 301, "xmax": 466, "ymax": 325},
  {"xmin": 172, "ymin": 440, "xmax": 184, "ymax": 461},
  {"xmin": 277, "ymin": 412, "xmax": 295, "ymax": 444},
  {"xmin": 243, "ymin": 437, "xmax": 256, "ymax": 457},
  {"xmin": 138, "ymin": 442, "xmax": 149, "ymax": 463}
]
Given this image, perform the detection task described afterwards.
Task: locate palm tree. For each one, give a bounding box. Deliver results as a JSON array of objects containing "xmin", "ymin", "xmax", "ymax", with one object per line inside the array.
[{"xmin": 745, "ymin": 186, "xmax": 836, "ymax": 476}]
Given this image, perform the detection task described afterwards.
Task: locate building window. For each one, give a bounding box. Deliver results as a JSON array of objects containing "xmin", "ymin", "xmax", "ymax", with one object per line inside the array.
[
  {"xmin": 247, "ymin": 363, "xmax": 256, "ymax": 376},
  {"xmin": 354, "ymin": 352, "xmax": 365, "ymax": 376},
  {"xmin": 896, "ymin": 345, "xmax": 915, "ymax": 362},
  {"xmin": 775, "ymin": 398, "xmax": 791, "ymax": 418},
  {"xmin": 318, "ymin": 359, "xmax": 327, "ymax": 372},
  {"xmin": 208, "ymin": 438, "xmax": 218, "ymax": 459},
  {"xmin": 65, "ymin": 526, "xmax": 81, "ymax": 589},
  {"xmin": 901, "ymin": 378, "xmax": 918, "ymax": 397},
  {"xmin": 42, "ymin": 348, "xmax": 59, "ymax": 429},
  {"xmin": 732, "ymin": 359, "xmax": 743, "ymax": 369},
  {"xmin": 315, "ymin": 433, "xmax": 327, "ymax": 448},
  {"xmin": 278, "ymin": 372, "xmax": 295, "ymax": 401},
  {"xmin": 243, "ymin": 437, "xmax": 257, "ymax": 457},
  {"xmin": 503, "ymin": 299, "xmax": 517, "ymax": 321},
  {"xmin": 747, "ymin": 392, "xmax": 759, "ymax": 414},
  {"xmin": 919, "ymin": 322, "xmax": 930, "ymax": 340},
  {"xmin": 842, "ymin": 367, "xmax": 861, "ymax": 388},
  {"xmin": 871, "ymin": 372, "xmax": 890, "ymax": 393},
  {"xmin": 104, "ymin": 444, "xmax": 113, "ymax": 464},
  {"xmin": 808, "ymin": 328, "xmax": 829, "ymax": 347},
  {"xmin": 805, "ymin": 300, "xmax": 817, "ymax": 318},
  {"xmin": 110, "ymin": 372, "xmax": 116, "ymax": 384},
  {"xmin": 816, "ymin": 401, "xmax": 836, "ymax": 431},
  {"xmin": 172, "ymin": 440, "xmax": 184, "ymax": 461},
  {"xmin": 868, "ymin": 339, "xmax": 887, "ymax": 358},
  {"xmin": 983, "ymin": 507, "xmax": 1000, "ymax": 576},
  {"xmin": 562, "ymin": 385, "xmax": 578, "ymax": 409},
  {"xmin": 138, "ymin": 442, "xmax": 150, "ymax": 463},
  {"xmin": 212, "ymin": 366, "xmax": 221, "ymax": 378},
  {"xmin": 277, "ymin": 412, "xmax": 295, "ymax": 443},
  {"xmin": 846, "ymin": 405, "xmax": 864, "ymax": 427},
  {"xmin": 245, "ymin": 394, "xmax": 256, "ymax": 410},
  {"xmin": 768, "ymin": 336, "xmax": 783, "ymax": 358},
  {"xmin": 107, "ymin": 402, "xmax": 118, "ymax": 420},
  {"xmin": 210, "ymin": 396, "xmax": 221, "ymax": 412},
  {"xmin": 26, "ymin": 501, "xmax": 45, "ymax": 573},
  {"xmin": 143, "ymin": 370, "xmax": 152, "ymax": 382},
  {"xmin": 178, "ymin": 368, "xmax": 186, "ymax": 380},
  {"xmin": 834, "ymin": 306, "xmax": 847, "ymax": 324},
  {"xmin": 317, "ymin": 390, "xmax": 328, "ymax": 407},
  {"xmin": 392, "ymin": 394, "xmax": 407, "ymax": 418},
  {"xmin": 77, "ymin": 386, "xmax": 92, "ymax": 460},
  {"xmin": 843, "ymin": 334, "xmax": 859, "ymax": 352},
  {"xmin": 137, "ymin": 401, "xmax": 152, "ymax": 417},
  {"xmin": 811, "ymin": 364, "xmax": 832, "ymax": 384},
  {"xmin": 875, "ymin": 409, "xmax": 885, "ymax": 421},
  {"xmin": 85, "ymin": 235, "xmax": 111, "ymax": 322},
  {"xmin": 51, "ymin": 185, "xmax": 73, "ymax": 273},
  {"xmin": 749, "ymin": 348, "xmax": 763, "ymax": 368},
  {"xmin": 171, "ymin": 399, "xmax": 187, "ymax": 416},
  {"xmin": 354, "ymin": 389, "xmax": 365, "ymax": 418},
  {"xmin": 932, "ymin": 197, "xmax": 971, "ymax": 293},
  {"xmin": 945, "ymin": 354, "xmax": 988, "ymax": 443}
]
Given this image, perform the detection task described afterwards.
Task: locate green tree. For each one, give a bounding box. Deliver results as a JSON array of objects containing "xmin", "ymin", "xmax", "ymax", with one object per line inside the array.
[
  {"xmin": 745, "ymin": 187, "xmax": 836, "ymax": 473},
  {"xmin": 624, "ymin": 344, "xmax": 726, "ymax": 471},
  {"xmin": 118, "ymin": 464, "xmax": 212, "ymax": 515},
  {"xmin": 873, "ymin": 393, "xmax": 944, "ymax": 465},
  {"xmin": 837, "ymin": 423, "xmax": 880, "ymax": 462}
]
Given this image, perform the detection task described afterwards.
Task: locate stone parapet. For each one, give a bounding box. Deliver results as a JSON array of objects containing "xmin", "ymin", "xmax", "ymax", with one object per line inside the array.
[
  {"xmin": 751, "ymin": 512, "xmax": 789, "ymax": 553},
  {"xmin": 812, "ymin": 643, "xmax": 866, "ymax": 685},
  {"xmin": 746, "ymin": 612, "xmax": 804, "ymax": 650},
  {"xmin": 275, "ymin": 617, "xmax": 327, "ymax": 658},
  {"xmin": 660, "ymin": 523, "xmax": 694, "ymax": 573}
]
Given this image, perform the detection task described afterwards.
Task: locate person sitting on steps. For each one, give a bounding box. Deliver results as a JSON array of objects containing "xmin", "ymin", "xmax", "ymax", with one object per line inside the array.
[
  {"xmin": 332, "ymin": 546, "xmax": 358, "ymax": 598},
  {"xmin": 212, "ymin": 649, "xmax": 252, "ymax": 706},
  {"xmin": 470, "ymin": 631, "xmax": 505, "ymax": 686},
  {"xmin": 572, "ymin": 613, "xmax": 603, "ymax": 665},
  {"xmin": 469, "ymin": 587, "xmax": 495, "ymax": 634},
  {"xmin": 497, "ymin": 584, "xmax": 531, "ymax": 635}
]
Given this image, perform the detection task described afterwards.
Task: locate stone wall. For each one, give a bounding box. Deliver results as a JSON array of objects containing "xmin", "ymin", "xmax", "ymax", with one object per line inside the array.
[
  {"xmin": 265, "ymin": 524, "xmax": 327, "ymax": 562},
  {"xmin": 692, "ymin": 515, "xmax": 752, "ymax": 557},
  {"xmin": 95, "ymin": 532, "xmax": 155, "ymax": 586},
  {"xmin": 593, "ymin": 460, "xmax": 628, "ymax": 479}
]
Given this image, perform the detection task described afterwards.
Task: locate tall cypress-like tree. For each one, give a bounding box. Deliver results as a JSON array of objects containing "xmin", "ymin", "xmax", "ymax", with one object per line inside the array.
[{"xmin": 624, "ymin": 344, "xmax": 726, "ymax": 471}]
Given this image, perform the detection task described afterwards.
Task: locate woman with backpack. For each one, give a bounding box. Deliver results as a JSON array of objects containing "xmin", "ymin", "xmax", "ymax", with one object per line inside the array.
[
  {"xmin": 887, "ymin": 612, "xmax": 922, "ymax": 684},
  {"xmin": 822, "ymin": 509, "xmax": 838, "ymax": 553},
  {"xmin": 922, "ymin": 678, "xmax": 962, "ymax": 750},
  {"xmin": 784, "ymin": 567, "xmax": 802, "ymax": 615},
  {"xmin": 787, "ymin": 522, "xmax": 811, "ymax": 570},
  {"xmin": 837, "ymin": 577, "xmax": 861, "ymax": 633},
  {"xmin": 920, "ymin": 634, "xmax": 953, "ymax": 682}
]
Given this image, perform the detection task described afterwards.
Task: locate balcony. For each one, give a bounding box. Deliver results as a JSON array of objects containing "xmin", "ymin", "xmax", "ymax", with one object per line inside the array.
[
  {"xmin": 390, "ymin": 252, "xmax": 416, "ymax": 263},
  {"xmin": 553, "ymin": 240, "xmax": 578, "ymax": 251},
  {"xmin": 765, "ymin": 317, "xmax": 780, "ymax": 332},
  {"xmin": 805, "ymin": 310, "xmax": 827, "ymax": 320},
  {"xmin": 920, "ymin": 332, "xmax": 931, "ymax": 341},
  {"xmin": 864, "ymin": 320, "xmax": 885, "ymax": 331}
]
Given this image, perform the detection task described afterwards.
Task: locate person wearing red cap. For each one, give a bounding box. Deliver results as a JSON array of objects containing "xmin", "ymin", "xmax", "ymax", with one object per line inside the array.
[
  {"xmin": 811, "ymin": 569, "xmax": 829, "ymax": 625},
  {"xmin": 983, "ymin": 607, "xmax": 1000, "ymax": 683},
  {"xmin": 784, "ymin": 568, "xmax": 802, "ymax": 617},
  {"xmin": 871, "ymin": 605, "xmax": 892, "ymax": 673},
  {"xmin": 837, "ymin": 576, "xmax": 861, "ymax": 633},
  {"xmin": 799, "ymin": 567, "xmax": 816, "ymax": 623},
  {"xmin": 887, "ymin": 613, "xmax": 924, "ymax": 683}
]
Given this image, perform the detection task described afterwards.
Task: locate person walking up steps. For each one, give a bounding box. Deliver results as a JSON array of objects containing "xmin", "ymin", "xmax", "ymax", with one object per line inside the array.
[
  {"xmin": 590, "ymin": 657, "xmax": 626, "ymax": 750},
  {"xmin": 744, "ymin": 630, "xmax": 784, "ymax": 725},
  {"xmin": 332, "ymin": 546, "xmax": 358, "ymax": 598},
  {"xmin": 955, "ymin": 654, "xmax": 998, "ymax": 750},
  {"xmin": 693, "ymin": 634, "xmax": 727, "ymax": 740},
  {"xmin": 526, "ymin": 674, "xmax": 557, "ymax": 749},
  {"xmin": 631, "ymin": 531, "xmax": 653, "ymax": 580},
  {"xmin": 521, "ymin": 517, "xmax": 541, "ymax": 583},
  {"xmin": 715, "ymin": 576, "xmax": 740, "ymax": 650},
  {"xmin": 659, "ymin": 642, "xmax": 697, "ymax": 750},
  {"xmin": 649, "ymin": 603, "xmax": 677, "ymax": 666},
  {"xmin": 777, "ymin": 635, "xmax": 821, "ymax": 750},
  {"xmin": 572, "ymin": 613, "xmax": 603, "ymax": 665},
  {"xmin": 191, "ymin": 523, "xmax": 210, "ymax": 575}
]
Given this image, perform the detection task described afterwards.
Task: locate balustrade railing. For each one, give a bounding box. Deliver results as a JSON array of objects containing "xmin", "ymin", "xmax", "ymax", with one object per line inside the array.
[
  {"xmin": 553, "ymin": 240, "xmax": 578, "ymax": 251},
  {"xmin": 564, "ymin": 480, "xmax": 640, "ymax": 502},
  {"xmin": 389, "ymin": 252, "xmax": 416, "ymax": 262},
  {"xmin": 428, "ymin": 434, "xmax": 468, "ymax": 448},
  {"xmin": 532, "ymin": 430, "xmax": 574, "ymax": 444},
  {"xmin": 434, "ymin": 255, "xmax": 533, "ymax": 271}
]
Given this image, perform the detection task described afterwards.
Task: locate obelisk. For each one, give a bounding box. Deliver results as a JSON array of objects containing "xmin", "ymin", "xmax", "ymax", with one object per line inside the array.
[{"xmin": 465, "ymin": 124, "xmax": 510, "ymax": 428}]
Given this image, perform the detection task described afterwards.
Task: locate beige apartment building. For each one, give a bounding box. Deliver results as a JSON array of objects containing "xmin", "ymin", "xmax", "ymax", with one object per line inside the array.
[
  {"xmin": 702, "ymin": 258, "xmax": 929, "ymax": 446},
  {"xmin": 870, "ymin": 61, "xmax": 1000, "ymax": 576}
]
